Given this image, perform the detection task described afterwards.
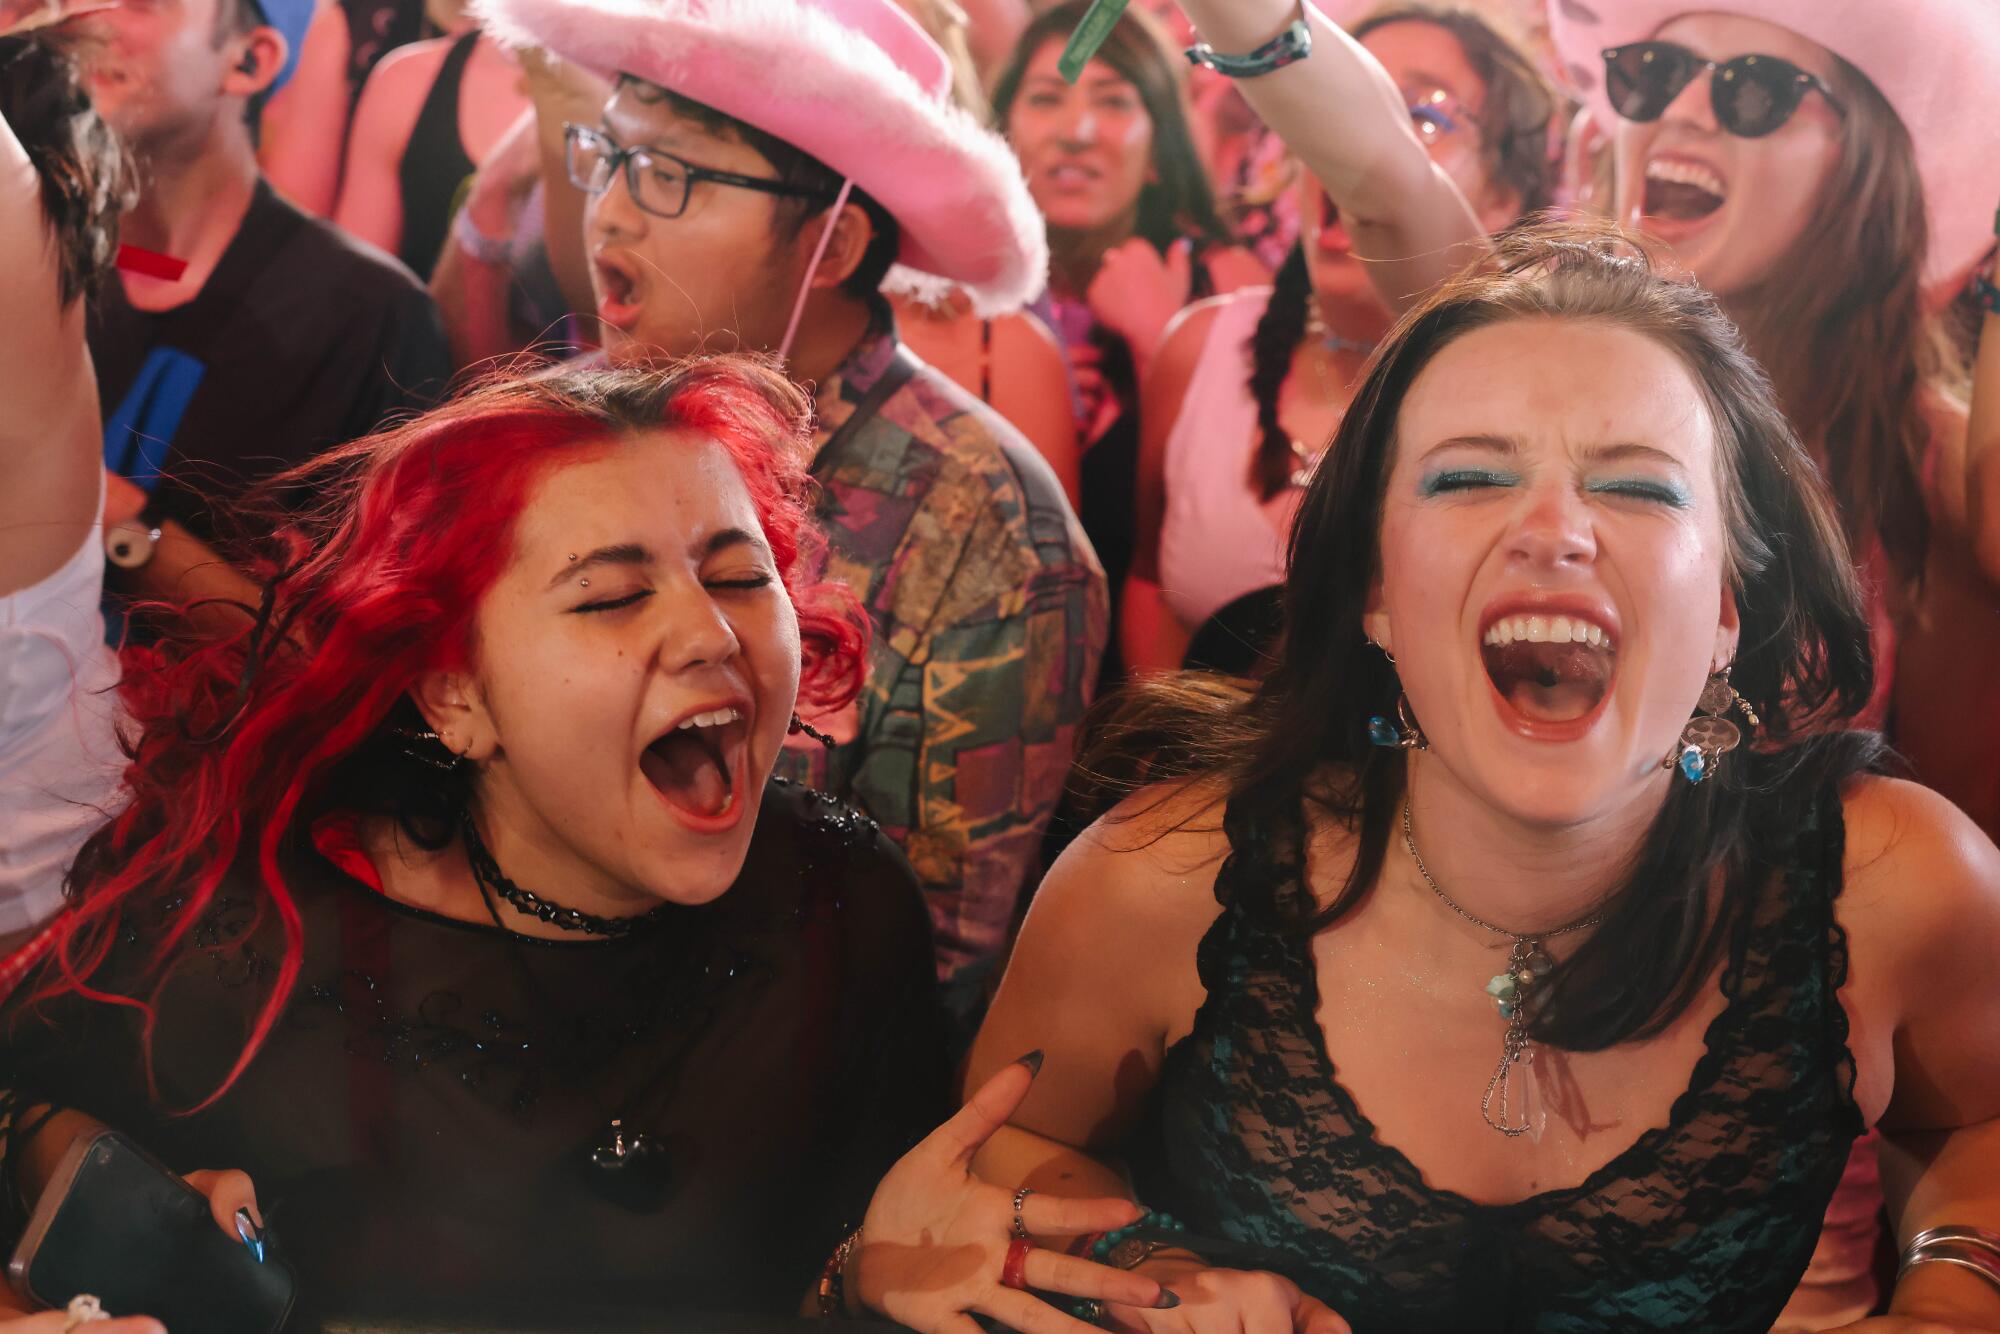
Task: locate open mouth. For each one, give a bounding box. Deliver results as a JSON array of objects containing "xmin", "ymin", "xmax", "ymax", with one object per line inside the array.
[
  {"xmin": 1480, "ymin": 613, "xmax": 1617, "ymax": 726},
  {"xmin": 640, "ymin": 705, "xmax": 746, "ymax": 822},
  {"xmin": 592, "ymin": 253, "xmax": 643, "ymax": 328},
  {"xmin": 1642, "ymin": 158, "xmax": 1726, "ymax": 224}
]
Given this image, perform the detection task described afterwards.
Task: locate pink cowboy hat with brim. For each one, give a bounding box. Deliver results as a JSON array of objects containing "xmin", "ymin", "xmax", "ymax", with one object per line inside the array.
[
  {"xmin": 1546, "ymin": 0, "xmax": 2000, "ymax": 290},
  {"xmin": 473, "ymin": 0, "xmax": 1048, "ymax": 314}
]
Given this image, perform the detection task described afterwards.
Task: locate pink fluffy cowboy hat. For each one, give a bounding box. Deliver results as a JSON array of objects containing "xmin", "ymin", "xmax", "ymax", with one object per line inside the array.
[
  {"xmin": 1546, "ymin": 0, "xmax": 2000, "ymax": 289},
  {"xmin": 474, "ymin": 0, "xmax": 1048, "ymax": 314}
]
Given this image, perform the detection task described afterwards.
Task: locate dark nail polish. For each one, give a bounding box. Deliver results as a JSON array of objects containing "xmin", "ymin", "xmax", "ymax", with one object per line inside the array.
[
  {"xmin": 1014, "ymin": 1049, "xmax": 1045, "ymax": 1076},
  {"xmin": 235, "ymin": 1207, "xmax": 265, "ymax": 1262},
  {"xmin": 1154, "ymin": 1291, "xmax": 1180, "ymax": 1309}
]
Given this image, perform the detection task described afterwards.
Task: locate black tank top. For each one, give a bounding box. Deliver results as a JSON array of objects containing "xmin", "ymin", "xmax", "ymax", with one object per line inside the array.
[
  {"xmin": 395, "ymin": 29, "xmax": 478, "ymax": 281},
  {"xmin": 1122, "ymin": 782, "xmax": 1864, "ymax": 1332}
]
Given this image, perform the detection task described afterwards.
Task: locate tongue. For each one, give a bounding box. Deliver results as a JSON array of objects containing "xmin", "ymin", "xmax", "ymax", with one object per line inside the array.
[
  {"xmin": 1644, "ymin": 177, "xmax": 1723, "ymax": 222},
  {"xmin": 642, "ymin": 732, "xmax": 731, "ymax": 816},
  {"xmin": 1483, "ymin": 642, "xmax": 1613, "ymax": 724}
]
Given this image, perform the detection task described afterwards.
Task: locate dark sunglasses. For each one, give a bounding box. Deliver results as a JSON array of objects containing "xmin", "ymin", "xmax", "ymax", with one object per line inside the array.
[{"xmin": 1602, "ymin": 41, "xmax": 1846, "ymax": 138}]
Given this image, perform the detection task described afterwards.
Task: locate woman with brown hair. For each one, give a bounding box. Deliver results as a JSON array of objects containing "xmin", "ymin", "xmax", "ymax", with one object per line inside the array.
[
  {"xmin": 1124, "ymin": 3, "xmax": 1559, "ymax": 673},
  {"xmin": 964, "ymin": 225, "xmax": 2000, "ymax": 1333},
  {"xmin": 990, "ymin": 0, "xmax": 1264, "ymax": 680},
  {"xmin": 1543, "ymin": 1, "xmax": 2000, "ymax": 843}
]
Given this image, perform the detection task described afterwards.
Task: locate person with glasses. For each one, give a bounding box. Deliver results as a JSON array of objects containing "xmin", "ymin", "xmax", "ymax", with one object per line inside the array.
[
  {"xmin": 1543, "ymin": 1, "xmax": 2000, "ymax": 850},
  {"xmin": 474, "ymin": 0, "xmax": 1106, "ymax": 1040},
  {"xmin": 1123, "ymin": 3, "xmax": 1559, "ymax": 674}
]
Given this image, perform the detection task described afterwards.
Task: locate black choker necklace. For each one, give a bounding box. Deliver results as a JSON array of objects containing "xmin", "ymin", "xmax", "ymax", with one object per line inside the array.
[{"xmin": 460, "ymin": 815, "xmax": 672, "ymax": 938}]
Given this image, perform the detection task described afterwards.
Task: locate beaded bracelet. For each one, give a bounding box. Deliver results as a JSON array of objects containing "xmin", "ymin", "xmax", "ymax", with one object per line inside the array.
[
  {"xmin": 1068, "ymin": 1212, "xmax": 1194, "ymax": 1323},
  {"xmin": 816, "ymin": 1226, "xmax": 862, "ymax": 1318}
]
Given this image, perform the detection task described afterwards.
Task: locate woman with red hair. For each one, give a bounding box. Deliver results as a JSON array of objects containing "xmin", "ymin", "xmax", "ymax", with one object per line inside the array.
[{"xmin": 0, "ymin": 36, "xmax": 1167, "ymax": 1320}]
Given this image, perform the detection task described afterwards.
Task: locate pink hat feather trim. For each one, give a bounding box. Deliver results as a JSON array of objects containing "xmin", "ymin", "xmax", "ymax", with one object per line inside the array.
[
  {"xmin": 475, "ymin": 0, "xmax": 1049, "ymax": 314},
  {"xmin": 1546, "ymin": 0, "xmax": 2000, "ymax": 290}
]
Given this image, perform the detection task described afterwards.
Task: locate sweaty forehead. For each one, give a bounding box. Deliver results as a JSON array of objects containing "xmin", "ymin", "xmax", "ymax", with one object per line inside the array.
[
  {"xmin": 1653, "ymin": 11, "xmax": 1837, "ymax": 80},
  {"xmin": 1395, "ymin": 319, "xmax": 1715, "ymax": 468}
]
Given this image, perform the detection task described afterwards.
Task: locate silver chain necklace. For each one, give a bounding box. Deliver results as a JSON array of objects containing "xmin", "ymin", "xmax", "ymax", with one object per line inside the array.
[{"xmin": 1400, "ymin": 801, "xmax": 1603, "ymax": 1137}]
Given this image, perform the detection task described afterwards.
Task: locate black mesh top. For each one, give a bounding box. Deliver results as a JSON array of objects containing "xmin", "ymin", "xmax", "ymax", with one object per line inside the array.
[
  {"xmin": 1121, "ymin": 785, "xmax": 1864, "ymax": 1333},
  {"xmin": 2, "ymin": 779, "xmax": 947, "ymax": 1329}
]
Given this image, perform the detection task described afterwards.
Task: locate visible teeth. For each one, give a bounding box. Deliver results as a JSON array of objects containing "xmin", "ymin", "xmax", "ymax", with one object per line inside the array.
[
  {"xmin": 676, "ymin": 706, "xmax": 742, "ymax": 731},
  {"xmin": 1481, "ymin": 614, "xmax": 1615, "ymax": 649},
  {"xmin": 1644, "ymin": 157, "xmax": 1726, "ymax": 198}
]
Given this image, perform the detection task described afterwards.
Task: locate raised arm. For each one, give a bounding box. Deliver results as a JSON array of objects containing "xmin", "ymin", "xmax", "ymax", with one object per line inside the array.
[
  {"xmin": 1169, "ymin": 0, "xmax": 1487, "ymax": 306},
  {"xmin": 0, "ymin": 28, "xmax": 110, "ymax": 598}
]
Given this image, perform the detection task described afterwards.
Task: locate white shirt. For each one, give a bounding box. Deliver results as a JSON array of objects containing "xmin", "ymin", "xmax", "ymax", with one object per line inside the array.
[{"xmin": 0, "ymin": 521, "xmax": 126, "ymax": 936}]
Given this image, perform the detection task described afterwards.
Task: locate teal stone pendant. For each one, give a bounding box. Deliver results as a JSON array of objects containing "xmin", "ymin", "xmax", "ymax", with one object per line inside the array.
[
  {"xmin": 1368, "ymin": 716, "xmax": 1401, "ymax": 747},
  {"xmin": 1678, "ymin": 745, "xmax": 1707, "ymax": 783}
]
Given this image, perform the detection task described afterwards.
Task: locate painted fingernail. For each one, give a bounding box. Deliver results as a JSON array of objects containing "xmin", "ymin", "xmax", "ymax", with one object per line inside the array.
[
  {"xmin": 235, "ymin": 1207, "xmax": 265, "ymax": 1262},
  {"xmin": 1015, "ymin": 1049, "xmax": 1045, "ymax": 1076},
  {"xmin": 1154, "ymin": 1291, "xmax": 1181, "ymax": 1309}
]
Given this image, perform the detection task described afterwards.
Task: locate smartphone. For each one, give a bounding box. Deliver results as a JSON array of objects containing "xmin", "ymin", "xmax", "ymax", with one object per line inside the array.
[{"xmin": 7, "ymin": 1130, "xmax": 296, "ymax": 1332}]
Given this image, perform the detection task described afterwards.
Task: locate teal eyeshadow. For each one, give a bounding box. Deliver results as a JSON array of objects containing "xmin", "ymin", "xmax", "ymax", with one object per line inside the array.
[
  {"xmin": 1584, "ymin": 478, "xmax": 1693, "ymax": 507},
  {"xmin": 1417, "ymin": 467, "xmax": 1520, "ymax": 496}
]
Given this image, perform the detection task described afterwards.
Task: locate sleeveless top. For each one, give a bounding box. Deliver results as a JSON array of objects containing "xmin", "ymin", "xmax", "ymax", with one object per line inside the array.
[
  {"xmin": 1122, "ymin": 786, "xmax": 1864, "ymax": 1332},
  {"xmin": 1158, "ymin": 287, "xmax": 1290, "ymax": 635},
  {"xmin": 395, "ymin": 30, "xmax": 478, "ymax": 282}
]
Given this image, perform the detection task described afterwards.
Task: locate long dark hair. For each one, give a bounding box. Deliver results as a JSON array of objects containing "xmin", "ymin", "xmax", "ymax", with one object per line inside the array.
[
  {"xmin": 1085, "ymin": 222, "xmax": 1881, "ymax": 1052},
  {"xmin": 0, "ymin": 30, "xmax": 135, "ymax": 306},
  {"xmin": 989, "ymin": 0, "xmax": 1229, "ymax": 253},
  {"xmin": 1247, "ymin": 4, "xmax": 1560, "ymax": 500},
  {"xmin": 1723, "ymin": 55, "xmax": 1957, "ymax": 595}
]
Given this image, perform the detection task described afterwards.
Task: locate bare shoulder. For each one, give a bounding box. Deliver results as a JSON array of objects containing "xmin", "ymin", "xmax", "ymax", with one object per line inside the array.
[
  {"xmin": 1202, "ymin": 245, "xmax": 1273, "ymax": 295},
  {"xmin": 1031, "ymin": 775, "xmax": 1235, "ymax": 941},
  {"xmin": 1156, "ymin": 291, "xmax": 1250, "ymax": 366},
  {"xmin": 357, "ymin": 35, "xmax": 452, "ymax": 102},
  {"xmin": 1838, "ymin": 775, "xmax": 2000, "ymax": 981}
]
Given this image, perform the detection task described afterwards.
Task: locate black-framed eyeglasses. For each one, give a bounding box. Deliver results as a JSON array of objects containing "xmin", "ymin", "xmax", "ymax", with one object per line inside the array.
[
  {"xmin": 564, "ymin": 123, "xmax": 835, "ymax": 219},
  {"xmin": 1602, "ymin": 41, "xmax": 1846, "ymax": 139}
]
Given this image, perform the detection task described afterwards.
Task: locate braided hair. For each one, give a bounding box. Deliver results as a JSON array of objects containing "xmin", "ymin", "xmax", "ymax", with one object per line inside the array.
[{"xmin": 1244, "ymin": 4, "xmax": 1559, "ymax": 502}]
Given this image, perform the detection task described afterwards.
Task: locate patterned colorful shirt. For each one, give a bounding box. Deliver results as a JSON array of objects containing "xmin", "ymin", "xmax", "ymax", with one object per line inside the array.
[{"xmin": 775, "ymin": 311, "xmax": 1107, "ymax": 1003}]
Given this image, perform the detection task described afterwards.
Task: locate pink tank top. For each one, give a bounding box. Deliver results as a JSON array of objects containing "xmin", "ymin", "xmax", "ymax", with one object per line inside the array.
[{"xmin": 1159, "ymin": 289, "xmax": 1293, "ymax": 632}]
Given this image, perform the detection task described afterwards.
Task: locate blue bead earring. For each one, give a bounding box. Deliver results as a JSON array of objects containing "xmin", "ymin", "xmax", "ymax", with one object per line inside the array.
[
  {"xmin": 1666, "ymin": 671, "xmax": 1758, "ymax": 783},
  {"xmin": 1368, "ymin": 693, "xmax": 1427, "ymax": 750}
]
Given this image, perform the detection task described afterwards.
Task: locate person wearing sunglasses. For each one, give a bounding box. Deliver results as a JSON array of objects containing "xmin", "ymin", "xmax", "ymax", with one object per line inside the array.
[
  {"xmin": 1546, "ymin": 0, "xmax": 2000, "ymax": 852},
  {"xmin": 1124, "ymin": 3, "xmax": 1558, "ymax": 675}
]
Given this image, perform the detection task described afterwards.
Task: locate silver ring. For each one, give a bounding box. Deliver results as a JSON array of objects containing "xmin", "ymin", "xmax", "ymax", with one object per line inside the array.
[
  {"xmin": 64, "ymin": 1294, "xmax": 110, "ymax": 1329},
  {"xmin": 1011, "ymin": 1185, "xmax": 1035, "ymax": 1240}
]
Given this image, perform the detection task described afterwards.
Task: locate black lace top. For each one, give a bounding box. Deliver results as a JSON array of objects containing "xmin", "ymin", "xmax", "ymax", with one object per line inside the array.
[
  {"xmin": 1121, "ymin": 787, "xmax": 1864, "ymax": 1332},
  {"xmin": 2, "ymin": 780, "xmax": 947, "ymax": 1329}
]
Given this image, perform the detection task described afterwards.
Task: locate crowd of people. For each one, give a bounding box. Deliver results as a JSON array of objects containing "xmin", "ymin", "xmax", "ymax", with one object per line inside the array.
[{"xmin": 1, "ymin": 0, "xmax": 1998, "ymax": 1329}]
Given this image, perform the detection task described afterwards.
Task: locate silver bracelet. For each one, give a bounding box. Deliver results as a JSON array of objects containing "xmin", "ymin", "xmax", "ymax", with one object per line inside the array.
[
  {"xmin": 452, "ymin": 203, "xmax": 514, "ymax": 267},
  {"xmin": 1898, "ymin": 1225, "xmax": 2000, "ymax": 1295}
]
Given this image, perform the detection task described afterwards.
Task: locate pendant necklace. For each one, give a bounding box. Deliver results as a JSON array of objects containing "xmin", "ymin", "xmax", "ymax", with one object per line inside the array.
[
  {"xmin": 1400, "ymin": 801, "xmax": 1603, "ymax": 1137},
  {"xmin": 1288, "ymin": 312, "xmax": 1378, "ymax": 489}
]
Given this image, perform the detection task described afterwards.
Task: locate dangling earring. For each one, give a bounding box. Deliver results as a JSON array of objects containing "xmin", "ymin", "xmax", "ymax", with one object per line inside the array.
[
  {"xmin": 1665, "ymin": 670, "xmax": 1760, "ymax": 783},
  {"xmin": 1368, "ymin": 693, "xmax": 1427, "ymax": 750},
  {"xmin": 789, "ymin": 714, "xmax": 836, "ymax": 750}
]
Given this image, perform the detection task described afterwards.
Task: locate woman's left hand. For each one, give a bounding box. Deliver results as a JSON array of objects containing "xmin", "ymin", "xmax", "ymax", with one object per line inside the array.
[
  {"xmin": 850, "ymin": 1054, "xmax": 1171, "ymax": 1333},
  {"xmin": 1086, "ymin": 238, "xmax": 1194, "ymax": 371}
]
